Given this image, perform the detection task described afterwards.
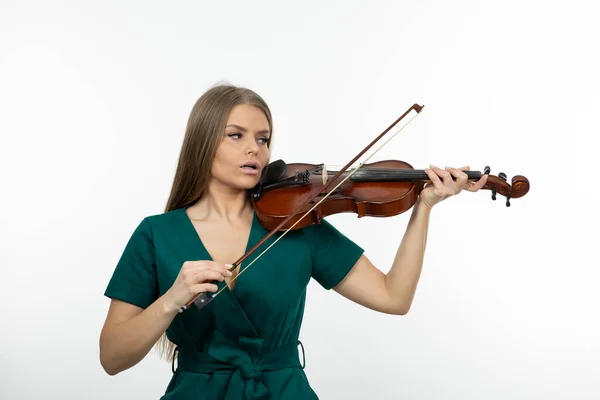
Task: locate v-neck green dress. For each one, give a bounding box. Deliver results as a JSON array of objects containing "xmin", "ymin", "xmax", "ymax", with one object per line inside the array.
[{"xmin": 104, "ymin": 206, "xmax": 364, "ymax": 399}]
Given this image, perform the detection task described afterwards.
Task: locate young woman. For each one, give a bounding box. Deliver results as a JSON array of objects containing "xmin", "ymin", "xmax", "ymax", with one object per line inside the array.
[{"xmin": 99, "ymin": 84, "xmax": 487, "ymax": 399}]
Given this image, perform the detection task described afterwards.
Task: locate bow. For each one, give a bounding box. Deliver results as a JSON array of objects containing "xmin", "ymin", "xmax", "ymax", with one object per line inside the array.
[{"xmin": 180, "ymin": 103, "xmax": 424, "ymax": 312}]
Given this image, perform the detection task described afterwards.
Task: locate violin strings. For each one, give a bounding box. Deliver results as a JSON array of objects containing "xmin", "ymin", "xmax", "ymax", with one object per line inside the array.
[
  {"xmin": 325, "ymin": 168, "xmax": 478, "ymax": 174},
  {"xmin": 207, "ymin": 109, "xmax": 422, "ymax": 301}
]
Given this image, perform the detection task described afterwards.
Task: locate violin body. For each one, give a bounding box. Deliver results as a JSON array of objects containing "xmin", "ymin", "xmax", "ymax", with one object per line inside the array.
[{"xmin": 252, "ymin": 160, "xmax": 425, "ymax": 231}]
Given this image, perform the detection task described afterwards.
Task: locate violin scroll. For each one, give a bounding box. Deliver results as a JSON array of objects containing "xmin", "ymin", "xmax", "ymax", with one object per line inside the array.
[{"xmin": 482, "ymin": 166, "xmax": 530, "ymax": 207}]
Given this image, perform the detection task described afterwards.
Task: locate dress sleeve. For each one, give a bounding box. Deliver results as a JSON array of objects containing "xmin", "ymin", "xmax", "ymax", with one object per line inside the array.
[
  {"xmin": 104, "ymin": 218, "xmax": 159, "ymax": 309},
  {"xmin": 302, "ymin": 219, "xmax": 364, "ymax": 290}
]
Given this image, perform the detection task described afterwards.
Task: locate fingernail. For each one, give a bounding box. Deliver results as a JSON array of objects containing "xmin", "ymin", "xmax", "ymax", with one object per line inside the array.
[{"xmin": 227, "ymin": 271, "xmax": 232, "ymax": 276}]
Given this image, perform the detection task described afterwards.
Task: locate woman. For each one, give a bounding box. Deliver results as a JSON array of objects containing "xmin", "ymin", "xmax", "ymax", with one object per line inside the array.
[{"xmin": 99, "ymin": 84, "xmax": 487, "ymax": 399}]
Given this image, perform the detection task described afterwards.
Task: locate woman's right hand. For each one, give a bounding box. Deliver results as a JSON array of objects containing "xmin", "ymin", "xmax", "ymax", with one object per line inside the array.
[{"xmin": 164, "ymin": 261, "xmax": 232, "ymax": 312}]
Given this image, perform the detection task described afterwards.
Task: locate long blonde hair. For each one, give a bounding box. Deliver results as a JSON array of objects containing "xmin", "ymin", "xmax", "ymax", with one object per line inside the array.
[{"xmin": 156, "ymin": 83, "xmax": 274, "ymax": 361}]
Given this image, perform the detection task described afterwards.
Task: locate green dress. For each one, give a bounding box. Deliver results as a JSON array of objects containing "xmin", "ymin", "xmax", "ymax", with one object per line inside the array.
[{"xmin": 104, "ymin": 206, "xmax": 364, "ymax": 399}]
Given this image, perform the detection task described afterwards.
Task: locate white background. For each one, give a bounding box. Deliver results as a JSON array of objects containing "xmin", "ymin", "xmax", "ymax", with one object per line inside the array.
[{"xmin": 1, "ymin": 1, "xmax": 599, "ymax": 399}]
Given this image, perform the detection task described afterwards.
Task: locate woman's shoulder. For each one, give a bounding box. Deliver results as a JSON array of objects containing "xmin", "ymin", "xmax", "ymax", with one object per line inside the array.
[
  {"xmin": 144, "ymin": 207, "xmax": 185, "ymax": 220},
  {"xmin": 135, "ymin": 207, "xmax": 188, "ymax": 232}
]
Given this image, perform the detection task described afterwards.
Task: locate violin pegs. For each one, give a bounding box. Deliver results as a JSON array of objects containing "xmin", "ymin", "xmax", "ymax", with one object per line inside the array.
[
  {"xmin": 506, "ymin": 193, "xmax": 511, "ymax": 207},
  {"xmin": 498, "ymin": 172, "xmax": 507, "ymax": 182},
  {"xmin": 484, "ymin": 166, "xmax": 491, "ymax": 175},
  {"xmin": 491, "ymin": 186, "xmax": 497, "ymax": 200}
]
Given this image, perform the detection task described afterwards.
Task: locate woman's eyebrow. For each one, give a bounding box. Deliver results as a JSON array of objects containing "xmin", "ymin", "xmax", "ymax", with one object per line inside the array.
[{"xmin": 226, "ymin": 124, "xmax": 270, "ymax": 134}]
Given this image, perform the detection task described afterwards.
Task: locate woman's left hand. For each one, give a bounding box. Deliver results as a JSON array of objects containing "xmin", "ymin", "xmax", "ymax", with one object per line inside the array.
[{"xmin": 420, "ymin": 165, "xmax": 488, "ymax": 210}]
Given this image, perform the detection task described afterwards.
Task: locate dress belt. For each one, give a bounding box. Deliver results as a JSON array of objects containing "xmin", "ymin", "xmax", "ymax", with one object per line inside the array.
[{"xmin": 173, "ymin": 333, "xmax": 305, "ymax": 400}]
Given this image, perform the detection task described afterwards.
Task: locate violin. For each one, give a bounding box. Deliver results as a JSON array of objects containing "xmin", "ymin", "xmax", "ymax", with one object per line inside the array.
[
  {"xmin": 250, "ymin": 159, "xmax": 529, "ymax": 232},
  {"xmin": 180, "ymin": 103, "xmax": 530, "ymax": 312}
]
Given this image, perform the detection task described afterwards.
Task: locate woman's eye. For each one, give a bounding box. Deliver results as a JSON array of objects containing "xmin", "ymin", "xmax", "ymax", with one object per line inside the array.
[{"xmin": 227, "ymin": 133, "xmax": 268, "ymax": 144}]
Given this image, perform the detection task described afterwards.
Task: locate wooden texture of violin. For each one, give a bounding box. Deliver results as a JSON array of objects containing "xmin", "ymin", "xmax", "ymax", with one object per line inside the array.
[{"xmin": 252, "ymin": 160, "xmax": 424, "ymax": 231}]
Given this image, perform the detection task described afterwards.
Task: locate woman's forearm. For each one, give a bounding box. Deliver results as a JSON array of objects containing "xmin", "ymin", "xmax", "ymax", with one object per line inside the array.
[{"xmin": 384, "ymin": 198, "xmax": 432, "ymax": 314}]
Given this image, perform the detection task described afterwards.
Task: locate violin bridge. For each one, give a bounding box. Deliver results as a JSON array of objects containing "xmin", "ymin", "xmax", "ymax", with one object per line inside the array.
[{"xmin": 322, "ymin": 164, "xmax": 328, "ymax": 185}]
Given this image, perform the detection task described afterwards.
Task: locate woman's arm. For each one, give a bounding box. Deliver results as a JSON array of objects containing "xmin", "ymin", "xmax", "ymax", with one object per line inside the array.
[
  {"xmin": 334, "ymin": 166, "xmax": 487, "ymax": 315},
  {"xmin": 99, "ymin": 297, "xmax": 179, "ymax": 375},
  {"xmin": 100, "ymin": 260, "xmax": 231, "ymax": 375},
  {"xmin": 333, "ymin": 199, "xmax": 430, "ymax": 314}
]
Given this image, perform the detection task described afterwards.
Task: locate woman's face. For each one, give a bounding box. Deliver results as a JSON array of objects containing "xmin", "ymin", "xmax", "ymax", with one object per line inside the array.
[{"xmin": 210, "ymin": 104, "xmax": 271, "ymax": 192}]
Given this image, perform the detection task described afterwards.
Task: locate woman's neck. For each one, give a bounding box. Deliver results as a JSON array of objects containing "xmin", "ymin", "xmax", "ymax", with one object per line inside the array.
[{"xmin": 189, "ymin": 186, "xmax": 252, "ymax": 223}]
